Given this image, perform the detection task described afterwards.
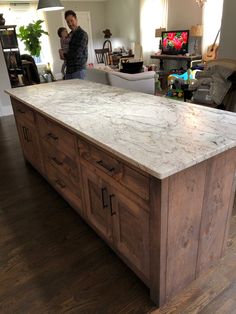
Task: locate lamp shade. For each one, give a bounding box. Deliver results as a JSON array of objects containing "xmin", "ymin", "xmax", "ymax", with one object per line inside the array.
[
  {"xmin": 190, "ymin": 24, "xmax": 203, "ymax": 37},
  {"xmin": 37, "ymin": 0, "xmax": 64, "ymax": 11},
  {"xmin": 155, "ymin": 27, "xmax": 166, "ymax": 38}
]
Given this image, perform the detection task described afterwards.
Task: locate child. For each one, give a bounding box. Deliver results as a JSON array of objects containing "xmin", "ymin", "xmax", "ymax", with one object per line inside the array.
[{"xmin": 57, "ymin": 27, "xmax": 71, "ymax": 77}]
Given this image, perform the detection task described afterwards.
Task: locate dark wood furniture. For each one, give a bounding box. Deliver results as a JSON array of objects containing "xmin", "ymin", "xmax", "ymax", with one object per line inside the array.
[
  {"xmin": 7, "ymin": 86, "xmax": 236, "ymax": 308},
  {"xmin": 94, "ymin": 48, "xmax": 110, "ymax": 65},
  {"xmin": 0, "ymin": 25, "xmax": 23, "ymax": 87},
  {"xmin": 150, "ymin": 54, "xmax": 202, "ymax": 70}
]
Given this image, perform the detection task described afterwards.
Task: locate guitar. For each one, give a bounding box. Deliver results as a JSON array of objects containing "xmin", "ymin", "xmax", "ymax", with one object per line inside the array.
[{"xmin": 203, "ymin": 29, "xmax": 220, "ymax": 62}]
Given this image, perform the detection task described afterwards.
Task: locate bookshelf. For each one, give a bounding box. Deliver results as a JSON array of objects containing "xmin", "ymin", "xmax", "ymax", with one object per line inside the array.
[{"xmin": 0, "ymin": 25, "xmax": 24, "ymax": 87}]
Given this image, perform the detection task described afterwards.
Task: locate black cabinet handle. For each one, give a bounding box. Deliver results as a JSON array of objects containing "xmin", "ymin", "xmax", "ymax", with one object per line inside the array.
[
  {"xmin": 22, "ymin": 126, "xmax": 27, "ymax": 141},
  {"xmin": 109, "ymin": 194, "xmax": 116, "ymax": 216},
  {"xmin": 17, "ymin": 108, "xmax": 25, "ymax": 114},
  {"xmin": 47, "ymin": 132, "xmax": 58, "ymax": 141},
  {"xmin": 52, "ymin": 157, "xmax": 63, "ymax": 166},
  {"xmin": 101, "ymin": 187, "xmax": 108, "ymax": 209},
  {"xmin": 97, "ymin": 160, "xmax": 114, "ymax": 173},
  {"xmin": 25, "ymin": 128, "xmax": 30, "ymax": 142}
]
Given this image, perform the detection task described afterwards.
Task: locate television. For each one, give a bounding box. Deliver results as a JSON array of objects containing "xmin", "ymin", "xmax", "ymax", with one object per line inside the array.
[{"xmin": 162, "ymin": 30, "xmax": 189, "ymax": 55}]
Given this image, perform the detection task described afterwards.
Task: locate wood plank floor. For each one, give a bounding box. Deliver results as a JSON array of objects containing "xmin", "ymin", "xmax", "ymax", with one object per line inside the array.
[{"xmin": 0, "ymin": 114, "xmax": 236, "ymax": 314}]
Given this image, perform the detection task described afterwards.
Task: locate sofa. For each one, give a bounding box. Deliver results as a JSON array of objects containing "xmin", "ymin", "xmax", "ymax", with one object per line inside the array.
[
  {"xmin": 189, "ymin": 59, "xmax": 236, "ymax": 112},
  {"xmin": 85, "ymin": 67, "xmax": 156, "ymax": 95}
]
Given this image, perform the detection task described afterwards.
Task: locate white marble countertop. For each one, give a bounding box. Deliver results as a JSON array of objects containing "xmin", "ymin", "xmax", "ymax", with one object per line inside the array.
[{"xmin": 6, "ymin": 80, "xmax": 236, "ymax": 179}]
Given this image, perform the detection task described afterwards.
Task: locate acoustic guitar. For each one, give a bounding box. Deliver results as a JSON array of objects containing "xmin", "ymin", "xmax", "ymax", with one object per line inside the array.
[{"xmin": 203, "ymin": 29, "xmax": 220, "ymax": 62}]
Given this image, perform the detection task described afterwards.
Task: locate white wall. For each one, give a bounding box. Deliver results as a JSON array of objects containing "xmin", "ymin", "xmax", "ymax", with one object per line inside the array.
[
  {"xmin": 105, "ymin": 0, "xmax": 140, "ymax": 49},
  {"xmin": 218, "ymin": 0, "xmax": 236, "ymax": 59},
  {"xmin": 45, "ymin": 1, "xmax": 107, "ymax": 75},
  {"xmin": 167, "ymin": 0, "xmax": 202, "ymax": 30},
  {"xmin": 0, "ymin": 41, "xmax": 12, "ymax": 117}
]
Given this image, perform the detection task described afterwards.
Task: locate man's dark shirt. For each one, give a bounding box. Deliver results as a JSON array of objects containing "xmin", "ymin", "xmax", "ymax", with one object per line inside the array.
[{"xmin": 66, "ymin": 26, "xmax": 88, "ymax": 74}]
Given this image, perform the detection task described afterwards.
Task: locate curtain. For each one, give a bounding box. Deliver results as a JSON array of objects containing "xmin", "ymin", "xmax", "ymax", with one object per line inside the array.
[
  {"xmin": 202, "ymin": 0, "xmax": 224, "ymax": 54},
  {"xmin": 140, "ymin": 0, "xmax": 168, "ymax": 64}
]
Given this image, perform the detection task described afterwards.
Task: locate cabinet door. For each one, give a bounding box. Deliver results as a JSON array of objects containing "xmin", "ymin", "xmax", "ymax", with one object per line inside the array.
[
  {"xmin": 17, "ymin": 119, "xmax": 44, "ymax": 172},
  {"xmin": 111, "ymin": 189, "xmax": 150, "ymax": 280},
  {"xmin": 82, "ymin": 167, "xmax": 112, "ymax": 242}
]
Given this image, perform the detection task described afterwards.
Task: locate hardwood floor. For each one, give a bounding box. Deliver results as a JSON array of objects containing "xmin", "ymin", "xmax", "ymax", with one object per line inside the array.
[
  {"xmin": 0, "ymin": 114, "xmax": 235, "ymax": 314},
  {"xmin": 0, "ymin": 115, "xmax": 154, "ymax": 313}
]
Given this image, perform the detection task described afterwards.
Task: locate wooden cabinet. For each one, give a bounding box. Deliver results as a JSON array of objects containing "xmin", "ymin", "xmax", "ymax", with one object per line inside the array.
[
  {"xmin": 82, "ymin": 165, "xmax": 150, "ymax": 282},
  {"xmin": 10, "ymin": 96, "xmax": 236, "ymax": 308},
  {"xmin": 11, "ymin": 98, "xmax": 44, "ymax": 173},
  {"xmin": 111, "ymin": 185, "xmax": 150, "ymax": 281},
  {"xmin": 82, "ymin": 167, "xmax": 113, "ymax": 242},
  {"xmin": 0, "ymin": 25, "xmax": 23, "ymax": 87},
  {"xmin": 16, "ymin": 118, "xmax": 43, "ymax": 171},
  {"xmin": 36, "ymin": 113, "xmax": 83, "ymax": 214}
]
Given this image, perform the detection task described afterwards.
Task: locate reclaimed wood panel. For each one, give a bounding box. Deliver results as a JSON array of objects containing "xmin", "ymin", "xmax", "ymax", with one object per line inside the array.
[
  {"xmin": 165, "ymin": 161, "xmax": 207, "ymax": 301},
  {"xmin": 196, "ymin": 148, "xmax": 236, "ymax": 276}
]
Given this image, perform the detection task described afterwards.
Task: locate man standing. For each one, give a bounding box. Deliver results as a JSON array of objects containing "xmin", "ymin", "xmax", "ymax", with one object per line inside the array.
[{"xmin": 64, "ymin": 10, "xmax": 88, "ymax": 80}]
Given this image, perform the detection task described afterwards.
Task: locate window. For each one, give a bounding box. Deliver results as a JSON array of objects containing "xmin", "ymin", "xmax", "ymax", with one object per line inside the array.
[
  {"xmin": 202, "ymin": 0, "xmax": 224, "ymax": 53},
  {"xmin": 0, "ymin": 3, "xmax": 52, "ymax": 65},
  {"xmin": 140, "ymin": 0, "xmax": 168, "ymax": 63}
]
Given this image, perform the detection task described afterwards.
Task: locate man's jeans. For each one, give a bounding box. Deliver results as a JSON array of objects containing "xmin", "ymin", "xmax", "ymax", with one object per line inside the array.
[{"xmin": 65, "ymin": 69, "xmax": 86, "ymax": 80}]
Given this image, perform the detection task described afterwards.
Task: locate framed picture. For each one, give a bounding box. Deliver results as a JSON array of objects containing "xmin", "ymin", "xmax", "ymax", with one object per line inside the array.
[
  {"xmin": 0, "ymin": 29, "xmax": 18, "ymax": 49},
  {"xmin": 4, "ymin": 50, "xmax": 21, "ymax": 70}
]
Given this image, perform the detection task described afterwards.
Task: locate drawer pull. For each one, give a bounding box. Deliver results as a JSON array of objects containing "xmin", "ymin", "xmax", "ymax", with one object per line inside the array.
[
  {"xmin": 17, "ymin": 108, "xmax": 25, "ymax": 114},
  {"xmin": 52, "ymin": 157, "xmax": 63, "ymax": 166},
  {"xmin": 25, "ymin": 128, "xmax": 31, "ymax": 142},
  {"xmin": 22, "ymin": 126, "xmax": 27, "ymax": 141},
  {"xmin": 109, "ymin": 194, "xmax": 116, "ymax": 216},
  {"xmin": 47, "ymin": 132, "xmax": 58, "ymax": 141},
  {"xmin": 55, "ymin": 179, "xmax": 66, "ymax": 189},
  {"xmin": 22, "ymin": 126, "xmax": 30, "ymax": 142},
  {"xmin": 97, "ymin": 160, "xmax": 115, "ymax": 174},
  {"xmin": 101, "ymin": 188, "xmax": 108, "ymax": 209}
]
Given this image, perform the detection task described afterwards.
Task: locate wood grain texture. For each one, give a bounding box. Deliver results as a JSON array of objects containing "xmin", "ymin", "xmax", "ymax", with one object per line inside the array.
[
  {"xmin": 37, "ymin": 113, "xmax": 77, "ymax": 159},
  {"xmin": 78, "ymin": 136, "xmax": 150, "ymax": 202},
  {"xmin": 8, "ymin": 96, "xmax": 236, "ymax": 312},
  {"xmin": 150, "ymin": 215, "xmax": 236, "ymax": 314},
  {"xmin": 165, "ymin": 162, "xmax": 207, "ymax": 301},
  {"xmin": 149, "ymin": 177, "xmax": 168, "ymax": 306},
  {"xmin": 196, "ymin": 148, "xmax": 236, "ymax": 276}
]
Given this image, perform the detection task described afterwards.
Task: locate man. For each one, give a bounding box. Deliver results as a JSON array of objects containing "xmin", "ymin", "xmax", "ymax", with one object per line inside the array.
[{"xmin": 64, "ymin": 10, "xmax": 88, "ymax": 80}]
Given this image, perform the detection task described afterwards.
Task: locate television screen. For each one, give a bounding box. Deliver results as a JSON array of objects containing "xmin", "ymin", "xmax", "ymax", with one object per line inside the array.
[{"xmin": 162, "ymin": 30, "xmax": 189, "ymax": 55}]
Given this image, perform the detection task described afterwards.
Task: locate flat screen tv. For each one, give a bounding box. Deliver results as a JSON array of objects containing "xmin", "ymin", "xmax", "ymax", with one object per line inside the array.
[{"xmin": 162, "ymin": 30, "xmax": 189, "ymax": 55}]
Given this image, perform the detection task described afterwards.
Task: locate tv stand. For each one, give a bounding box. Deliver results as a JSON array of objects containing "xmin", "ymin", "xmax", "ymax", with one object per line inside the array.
[{"xmin": 150, "ymin": 54, "xmax": 202, "ymax": 71}]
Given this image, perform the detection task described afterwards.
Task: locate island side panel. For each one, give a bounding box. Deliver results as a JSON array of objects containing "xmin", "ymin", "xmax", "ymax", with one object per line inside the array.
[
  {"xmin": 165, "ymin": 161, "xmax": 207, "ymax": 302},
  {"xmin": 196, "ymin": 148, "xmax": 236, "ymax": 276},
  {"xmin": 149, "ymin": 177, "xmax": 169, "ymax": 306}
]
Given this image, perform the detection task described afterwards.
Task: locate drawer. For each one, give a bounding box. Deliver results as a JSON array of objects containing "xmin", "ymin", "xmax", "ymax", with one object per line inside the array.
[
  {"xmin": 37, "ymin": 114, "xmax": 76, "ymax": 159},
  {"xmin": 122, "ymin": 164, "xmax": 150, "ymax": 201},
  {"xmin": 12, "ymin": 98, "xmax": 34, "ymax": 125},
  {"xmin": 78, "ymin": 137, "xmax": 122, "ymax": 178},
  {"xmin": 45, "ymin": 159, "xmax": 81, "ymax": 206},
  {"xmin": 42, "ymin": 141, "xmax": 79, "ymax": 187},
  {"xmin": 78, "ymin": 138, "xmax": 150, "ymax": 201}
]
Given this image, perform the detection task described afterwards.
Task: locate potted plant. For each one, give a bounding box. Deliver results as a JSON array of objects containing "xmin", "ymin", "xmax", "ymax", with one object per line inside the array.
[{"xmin": 17, "ymin": 20, "xmax": 48, "ymax": 57}]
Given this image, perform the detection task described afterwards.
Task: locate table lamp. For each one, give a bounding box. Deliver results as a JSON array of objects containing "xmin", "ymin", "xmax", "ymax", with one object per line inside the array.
[
  {"xmin": 155, "ymin": 27, "xmax": 166, "ymax": 51},
  {"xmin": 190, "ymin": 24, "xmax": 203, "ymax": 55}
]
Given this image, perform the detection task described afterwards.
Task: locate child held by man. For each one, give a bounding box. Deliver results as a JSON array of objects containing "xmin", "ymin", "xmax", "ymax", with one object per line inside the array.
[{"xmin": 57, "ymin": 27, "xmax": 71, "ymax": 77}]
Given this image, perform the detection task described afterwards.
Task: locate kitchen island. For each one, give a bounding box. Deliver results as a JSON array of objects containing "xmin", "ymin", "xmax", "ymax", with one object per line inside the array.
[{"xmin": 6, "ymin": 80, "xmax": 236, "ymax": 306}]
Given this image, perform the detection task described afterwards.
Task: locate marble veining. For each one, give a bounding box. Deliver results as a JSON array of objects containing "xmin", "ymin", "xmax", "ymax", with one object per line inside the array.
[{"xmin": 5, "ymin": 80, "xmax": 236, "ymax": 179}]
